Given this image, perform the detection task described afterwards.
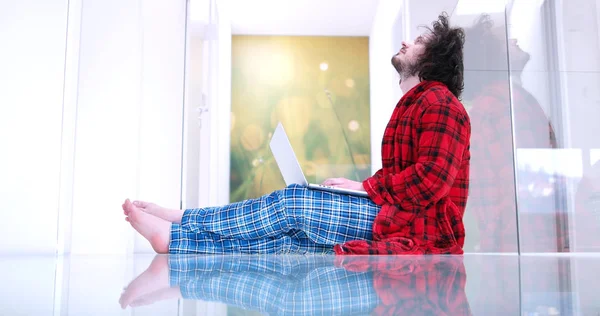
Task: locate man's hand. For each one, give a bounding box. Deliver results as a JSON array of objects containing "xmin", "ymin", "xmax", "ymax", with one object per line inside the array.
[{"xmin": 322, "ymin": 178, "xmax": 366, "ymax": 191}]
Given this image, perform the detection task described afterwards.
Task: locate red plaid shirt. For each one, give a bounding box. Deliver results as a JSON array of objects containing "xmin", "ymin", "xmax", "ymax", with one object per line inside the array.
[
  {"xmin": 335, "ymin": 81, "xmax": 471, "ymax": 255},
  {"xmin": 335, "ymin": 255, "xmax": 472, "ymax": 316},
  {"xmin": 468, "ymin": 82, "xmax": 559, "ymax": 252}
]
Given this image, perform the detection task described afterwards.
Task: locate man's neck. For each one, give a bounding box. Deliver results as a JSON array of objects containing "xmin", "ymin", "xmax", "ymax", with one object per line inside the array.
[{"xmin": 400, "ymin": 76, "xmax": 421, "ymax": 94}]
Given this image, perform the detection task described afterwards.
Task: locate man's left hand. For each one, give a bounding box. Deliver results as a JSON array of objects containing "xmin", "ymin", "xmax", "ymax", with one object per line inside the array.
[{"xmin": 322, "ymin": 178, "xmax": 365, "ymax": 191}]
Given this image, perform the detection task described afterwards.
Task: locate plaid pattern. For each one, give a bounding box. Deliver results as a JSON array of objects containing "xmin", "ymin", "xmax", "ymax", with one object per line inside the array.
[
  {"xmin": 167, "ymin": 255, "xmax": 380, "ymax": 315},
  {"xmin": 469, "ymin": 82, "xmax": 558, "ymax": 252},
  {"xmin": 164, "ymin": 255, "xmax": 470, "ymax": 316},
  {"xmin": 337, "ymin": 81, "xmax": 471, "ymax": 255},
  {"xmin": 335, "ymin": 255, "xmax": 472, "ymax": 316},
  {"xmin": 169, "ymin": 184, "xmax": 380, "ymax": 254}
]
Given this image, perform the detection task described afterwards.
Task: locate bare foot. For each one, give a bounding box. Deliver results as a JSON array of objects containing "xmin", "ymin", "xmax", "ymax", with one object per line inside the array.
[
  {"xmin": 131, "ymin": 200, "xmax": 185, "ymax": 224},
  {"xmin": 119, "ymin": 255, "xmax": 170, "ymax": 309},
  {"xmin": 130, "ymin": 287, "xmax": 183, "ymax": 307},
  {"xmin": 123, "ymin": 199, "xmax": 170, "ymax": 253}
]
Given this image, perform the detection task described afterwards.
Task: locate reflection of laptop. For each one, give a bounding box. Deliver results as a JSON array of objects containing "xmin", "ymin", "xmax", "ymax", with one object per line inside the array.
[{"xmin": 269, "ymin": 122, "xmax": 369, "ymax": 197}]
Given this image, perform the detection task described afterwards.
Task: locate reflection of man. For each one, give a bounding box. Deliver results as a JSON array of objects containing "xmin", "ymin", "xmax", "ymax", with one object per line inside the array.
[
  {"xmin": 464, "ymin": 15, "xmax": 558, "ymax": 253},
  {"xmin": 119, "ymin": 255, "xmax": 472, "ymax": 316},
  {"xmin": 463, "ymin": 16, "xmax": 561, "ymax": 316},
  {"xmin": 121, "ymin": 13, "xmax": 471, "ymax": 255},
  {"xmin": 120, "ymin": 255, "xmax": 379, "ymax": 314}
]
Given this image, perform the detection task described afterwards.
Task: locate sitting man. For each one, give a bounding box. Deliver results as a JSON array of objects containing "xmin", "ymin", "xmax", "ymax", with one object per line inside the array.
[{"xmin": 122, "ymin": 13, "xmax": 471, "ymax": 255}]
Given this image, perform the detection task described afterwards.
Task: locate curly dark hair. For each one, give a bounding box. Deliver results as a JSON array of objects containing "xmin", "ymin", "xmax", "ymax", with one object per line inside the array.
[
  {"xmin": 416, "ymin": 13, "xmax": 466, "ymax": 100},
  {"xmin": 462, "ymin": 14, "xmax": 510, "ymax": 101}
]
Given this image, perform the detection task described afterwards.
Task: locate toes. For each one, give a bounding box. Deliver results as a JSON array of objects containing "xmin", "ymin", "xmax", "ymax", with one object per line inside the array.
[
  {"xmin": 133, "ymin": 200, "xmax": 149, "ymax": 208},
  {"xmin": 123, "ymin": 199, "xmax": 138, "ymax": 215},
  {"xmin": 128, "ymin": 207, "xmax": 140, "ymax": 222},
  {"xmin": 123, "ymin": 202, "xmax": 130, "ymax": 215},
  {"xmin": 118, "ymin": 295, "xmax": 128, "ymax": 309}
]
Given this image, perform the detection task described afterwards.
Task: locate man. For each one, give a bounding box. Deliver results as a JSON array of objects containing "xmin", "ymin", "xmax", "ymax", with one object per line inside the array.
[{"xmin": 122, "ymin": 13, "xmax": 470, "ymax": 255}]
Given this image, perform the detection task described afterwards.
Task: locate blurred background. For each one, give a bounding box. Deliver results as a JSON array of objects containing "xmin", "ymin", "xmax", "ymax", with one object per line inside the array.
[
  {"xmin": 229, "ymin": 35, "xmax": 371, "ymax": 201},
  {"xmin": 1, "ymin": 0, "xmax": 600, "ymax": 314}
]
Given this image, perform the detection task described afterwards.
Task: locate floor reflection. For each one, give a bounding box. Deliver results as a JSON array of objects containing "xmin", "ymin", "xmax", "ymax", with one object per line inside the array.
[
  {"xmin": 2, "ymin": 254, "xmax": 597, "ymax": 315},
  {"xmin": 121, "ymin": 255, "xmax": 471, "ymax": 315}
]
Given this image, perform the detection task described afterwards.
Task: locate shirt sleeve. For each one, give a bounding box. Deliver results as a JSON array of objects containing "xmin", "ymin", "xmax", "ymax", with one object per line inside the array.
[
  {"xmin": 362, "ymin": 103, "xmax": 470, "ymax": 209},
  {"xmin": 371, "ymin": 168, "xmax": 384, "ymax": 179}
]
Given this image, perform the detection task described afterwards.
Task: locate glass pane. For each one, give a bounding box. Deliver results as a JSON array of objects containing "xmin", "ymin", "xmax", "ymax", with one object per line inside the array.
[
  {"xmin": 456, "ymin": 6, "xmax": 520, "ymax": 252},
  {"xmin": 510, "ymin": 0, "xmax": 600, "ymax": 252}
]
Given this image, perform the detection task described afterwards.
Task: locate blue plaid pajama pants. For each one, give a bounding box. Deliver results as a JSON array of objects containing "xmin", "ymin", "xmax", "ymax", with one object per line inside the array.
[
  {"xmin": 169, "ymin": 184, "xmax": 380, "ymax": 254},
  {"xmin": 168, "ymin": 255, "xmax": 379, "ymax": 315}
]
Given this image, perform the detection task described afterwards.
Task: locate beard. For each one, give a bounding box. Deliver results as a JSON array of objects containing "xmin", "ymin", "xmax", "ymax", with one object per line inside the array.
[{"xmin": 391, "ymin": 54, "xmax": 419, "ymax": 80}]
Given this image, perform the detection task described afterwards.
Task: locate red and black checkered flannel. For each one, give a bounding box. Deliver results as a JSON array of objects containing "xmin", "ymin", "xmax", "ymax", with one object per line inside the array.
[
  {"xmin": 468, "ymin": 82, "xmax": 559, "ymax": 252},
  {"xmin": 335, "ymin": 80, "xmax": 471, "ymax": 255},
  {"xmin": 335, "ymin": 255, "xmax": 472, "ymax": 316}
]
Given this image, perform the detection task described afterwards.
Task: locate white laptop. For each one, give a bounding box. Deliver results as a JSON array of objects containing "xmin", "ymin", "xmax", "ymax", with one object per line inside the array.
[{"xmin": 269, "ymin": 122, "xmax": 369, "ymax": 197}]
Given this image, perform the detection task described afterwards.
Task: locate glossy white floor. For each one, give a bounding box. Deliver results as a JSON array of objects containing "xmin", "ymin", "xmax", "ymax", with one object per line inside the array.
[{"xmin": 2, "ymin": 254, "xmax": 599, "ymax": 315}]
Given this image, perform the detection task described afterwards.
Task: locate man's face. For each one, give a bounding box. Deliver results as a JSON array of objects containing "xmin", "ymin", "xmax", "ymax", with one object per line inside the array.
[
  {"xmin": 507, "ymin": 38, "xmax": 530, "ymax": 71},
  {"xmin": 391, "ymin": 34, "xmax": 428, "ymax": 77},
  {"xmin": 491, "ymin": 27, "xmax": 530, "ymax": 71}
]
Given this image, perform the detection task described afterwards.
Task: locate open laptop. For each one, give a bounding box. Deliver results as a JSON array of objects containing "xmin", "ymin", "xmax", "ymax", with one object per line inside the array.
[{"xmin": 269, "ymin": 122, "xmax": 369, "ymax": 197}]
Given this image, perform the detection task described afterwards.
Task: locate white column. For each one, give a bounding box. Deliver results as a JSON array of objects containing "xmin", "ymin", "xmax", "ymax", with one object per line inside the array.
[
  {"xmin": 0, "ymin": 0, "xmax": 69, "ymax": 254},
  {"xmin": 215, "ymin": 0, "xmax": 232, "ymax": 205},
  {"xmin": 69, "ymin": 0, "xmax": 144, "ymax": 255}
]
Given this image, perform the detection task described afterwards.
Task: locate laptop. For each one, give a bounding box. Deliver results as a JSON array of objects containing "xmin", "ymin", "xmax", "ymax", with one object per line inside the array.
[{"xmin": 269, "ymin": 122, "xmax": 369, "ymax": 197}]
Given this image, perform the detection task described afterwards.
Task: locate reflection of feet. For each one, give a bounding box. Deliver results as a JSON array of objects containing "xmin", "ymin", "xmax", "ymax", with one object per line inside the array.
[
  {"xmin": 131, "ymin": 200, "xmax": 185, "ymax": 224},
  {"xmin": 119, "ymin": 255, "xmax": 170, "ymax": 309},
  {"xmin": 122, "ymin": 199, "xmax": 170, "ymax": 253},
  {"xmin": 130, "ymin": 287, "xmax": 183, "ymax": 307}
]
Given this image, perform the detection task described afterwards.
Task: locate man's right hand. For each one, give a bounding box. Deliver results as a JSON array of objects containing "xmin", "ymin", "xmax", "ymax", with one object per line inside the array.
[{"xmin": 322, "ymin": 178, "xmax": 365, "ymax": 192}]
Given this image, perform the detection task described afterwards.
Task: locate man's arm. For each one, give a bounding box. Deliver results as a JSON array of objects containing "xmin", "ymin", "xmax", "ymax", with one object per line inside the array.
[
  {"xmin": 372, "ymin": 168, "xmax": 384, "ymax": 179},
  {"xmin": 362, "ymin": 103, "xmax": 470, "ymax": 209}
]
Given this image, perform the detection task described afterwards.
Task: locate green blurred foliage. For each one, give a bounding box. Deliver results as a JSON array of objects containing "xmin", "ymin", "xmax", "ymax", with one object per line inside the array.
[{"xmin": 230, "ymin": 36, "xmax": 372, "ymax": 202}]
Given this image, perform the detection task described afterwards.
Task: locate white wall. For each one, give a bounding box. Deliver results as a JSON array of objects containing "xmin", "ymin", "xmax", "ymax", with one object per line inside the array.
[
  {"xmin": 404, "ymin": 0, "xmax": 459, "ymax": 35},
  {"xmin": 557, "ymin": 0, "xmax": 600, "ymax": 154},
  {"xmin": 69, "ymin": 0, "xmax": 142, "ymax": 254},
  {"xmin": 135, "ymin": 0, "xmax": 187, "ymax": 252},
  {"xmin": 555, "ymin": 0, "xmax": 600, "ymax": 252},
  {"xmin": 69, "ymin": 0, "xmax": 186, "ymax": 254},
  {"xmin": 195, "ymin": 0, "xmax": 231, "ymax": 207},
  {"xmin": 0, "ymin": 0, "xmax": 69, "ymax": 254},
  {"xmin": 228, "ymin": 0, "xmax": 378, "ymax": 36},
  {"xmin": 0, "ymin": 0, "xmax": 217, "ymax": 255},
  {"xmin": 368, "ymin": 0, "xmax": 406, "ymax": 173}
]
